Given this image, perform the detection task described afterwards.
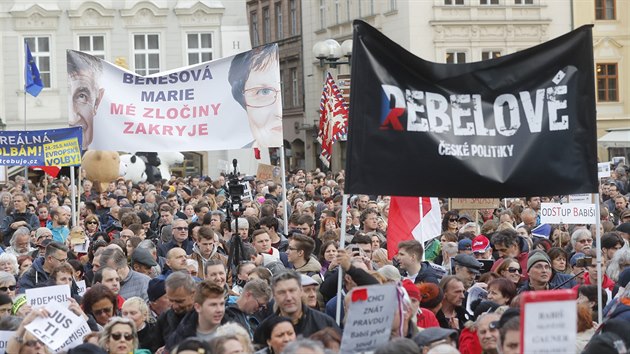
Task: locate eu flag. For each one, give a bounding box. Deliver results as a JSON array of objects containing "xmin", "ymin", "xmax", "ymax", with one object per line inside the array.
[{"xmin": 24, "ymin": 41, "xmax": 43, "ymax": 97}]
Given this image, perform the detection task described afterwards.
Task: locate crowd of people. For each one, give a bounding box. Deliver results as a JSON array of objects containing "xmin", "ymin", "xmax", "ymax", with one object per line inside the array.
[{"xmin": 0, "ymin": 163, "xmax": 628, "ymax": 354}]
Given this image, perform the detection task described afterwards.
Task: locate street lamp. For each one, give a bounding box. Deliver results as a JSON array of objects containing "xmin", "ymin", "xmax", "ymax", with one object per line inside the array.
[{"xmin": 312, "ymin": 39, "xmax": 353, "ymax": 68}]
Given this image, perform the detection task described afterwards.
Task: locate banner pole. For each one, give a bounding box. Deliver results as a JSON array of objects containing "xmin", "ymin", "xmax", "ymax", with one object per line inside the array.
[
  {"xmin": 70, "ymin": 167, "xmax": 77, "ymax": 228},
  {"xmin": 23, "ymin": 92, "xmax": 29, "ymax": 192},
  {"xmin": 279, "ymin": 146, "xmax": 288, "ymax": 234},
  {"xmin": 77, "ymin": 166, "xmax": 82, "ymax": 227},
  {"xmin": 336, "ymin": 194, "xmax": 349, "ymax": 325},
  {"xmin": 594, "ymin": 193, "xmax": 603, "ymax": 324}
]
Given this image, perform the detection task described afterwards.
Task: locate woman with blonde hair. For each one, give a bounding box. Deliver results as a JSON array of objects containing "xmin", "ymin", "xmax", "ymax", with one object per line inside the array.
[
  {"xmin": 98, "ymin": 316, "xmax": 139, "ymax": 354},
  {"xmin": 122, "ymin": 297, "xmax": 158, "ymax": 352},
  {"xmin": 371, "ymin": 248, "xmax": 391, "ymax": 270}
]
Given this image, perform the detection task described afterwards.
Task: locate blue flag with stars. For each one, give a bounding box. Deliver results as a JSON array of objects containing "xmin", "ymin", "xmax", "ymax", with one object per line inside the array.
[{"xmin": 24, "ymin": 41, "xmax": 43, "ymax": 97}]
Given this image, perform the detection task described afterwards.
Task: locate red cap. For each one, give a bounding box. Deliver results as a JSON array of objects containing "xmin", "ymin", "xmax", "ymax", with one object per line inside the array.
[
  {"xmin": 472, "ymin": 235, "xmax": 490, "ymax": 253},
  {"xmin": 402, "ymin": 279, "xmax": 421, "ymax": 301}
]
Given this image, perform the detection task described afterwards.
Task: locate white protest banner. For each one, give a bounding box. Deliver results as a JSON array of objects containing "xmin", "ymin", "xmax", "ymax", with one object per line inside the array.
[
  {"xmin": 598, "ymin": 162, "xmax": 611, "ymax": 178},
  {"xmin": 56, "ymin": 319, "xmax": 91, "ymax": 352},
  {"xmin": 521, "ymin": 289, "xmax": 577, "ymax": 354},
  {"xmin": 24, "ymin": 302, "xmax": 83, "ymax": 351},
  {"xmin": 540, "ymin": 203, "xmax": 597, "ymax": 224},
  {"xmin": 0, "ymin": 331, "xmax": 14, "ymax": 354},
  {"xmin": 340, "ymin": 284, "xmax": 397, "ymax": 354},
  {"xmin": 67, "ymin": 44, "xmax": 283, "ymax": 152},
  {"xmin": 568, "ymin": 194, "xmax": 592, "ymax": 204},
  {"xmin": 26, "ymin": 284, "xmax": 71, "ymax": 307},
  {"xmin": 76, "ymin": 280, "xmax": 86, "ymax": 297}
]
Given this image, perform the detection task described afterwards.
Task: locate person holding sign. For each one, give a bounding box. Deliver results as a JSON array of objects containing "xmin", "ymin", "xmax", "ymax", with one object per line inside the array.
[
  {"xmin": 6, "ymin": 308, "xmax": 51, "ymax": 354},
  {"xmin": 228, "ymin": 45, "xmax": 283, "ymax": 149}
]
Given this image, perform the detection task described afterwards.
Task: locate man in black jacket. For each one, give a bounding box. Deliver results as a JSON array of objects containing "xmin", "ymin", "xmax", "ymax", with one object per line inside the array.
[
  {"xmin": 224, "ymin": 279, "xmax": 271, "ymax": 339},
  {"xmin": 0, "ymin": 192, "xmax": 39, "ymax": 247},
  {"xmin": 154, "ymin": 272, "xmax": 196, "ymax": 350},
  {"xmin": 254, "ymin": 270, "xmax": 340, "ymax": 346}
]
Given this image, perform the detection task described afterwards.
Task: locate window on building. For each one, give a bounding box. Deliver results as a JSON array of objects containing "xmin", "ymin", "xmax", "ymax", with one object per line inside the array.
[
  {"xmin": 290, "ymin": 0, "xmax": 298, "ymax": 35},
  {"xmin": 595, "ymin": 0, "xmax": 615, "ymax": 20},
  {"xmin": 597, "ymin": 63, "xmax": 618, "ymax": 102},
  {"xmin": 514, "ymin": 0, "xmax": 533, "ymax": 4},
  {"xmin": 369, "ymin": 0, "xmax": 375, "ymax": 14},
  {"xmin": 133, "ymin": 34, "xmax": 160, "ymax": 75},
  {"xmin": 390, "ymin": 0, "xmax": 398, "ymax": 10},
  {"xmin": 275, "ymin": 3, "xmax": 283, "ymax": 39},
  {"xmin": 291, "ymin": 68, "xmax": 299, "ymax": 107},
  {"xmin": 446, "ymin": 52, "xmax": 466, "ymax": 63},
  {"xmin": 263, "ymin": 7, "xmax": 271, "ymax": 43},
  {"xmin": 347, "ymin": 0, "xmax": 351, "ymax": 20},
  {"xmin": 480, "ymin": 0, "xmax": 499, "ymax": 4},
  {"xmin": 482, "ymin": 51, "xmax": 501, "ymax": 60},
  {"xmin": 280, "ymin": 70, "xmax": 286, "ymax": 107},
  {"xmin": 251, "ymin": 12, "xmax": 259, "ymax": 46},
  {"xmin": 445, "ymin": 0, "xmax": 464, "ymax": 4},
  {"xmin": 335, "ymin": 0, "xmax": 340, "ymax": 24},
  {"xmin": 25, "ymin": 36, "xmax": 51, "ymax": 87},
  {"xmin": 78, "ymin": 35, "xmax": 105, "ymax": 59},
  {"xmin": 319, "ymin": 0, "xmax": 326, "ymax": 29},
  {"xmin": 187, "ymin": 33, "xmax": 212, "ymax": 65}
]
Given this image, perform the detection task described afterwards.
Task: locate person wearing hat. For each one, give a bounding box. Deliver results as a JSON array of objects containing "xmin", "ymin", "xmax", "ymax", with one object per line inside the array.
[
  {"xmin": 616, "ymin": 222, "xmax": 630, "ymax": 241},
  {"xmin": 131, "ymin": 248, "xmax": 158, "ymax": 277},
  {"xmin": 519, "ymin": 251, "xmax": 554, "ymax": 292},
  {"xmin": 453, "ymin": 254, "xmax": 482, "ymax": 290},
  {"xmin": 472, "ymin": 235, "xmax": 493, "ymax": 261},
  {"xmin": 458, "ymin": 239, "xmax": 473, "ymax": 255},
  {"xmin": 300, "ymin": 274, "xmax": 320, "ymax": 310},
  {"xmin": 147, "ymin": 277, "xmax": 169, "ymax": 322},
  {"xmin": 620, "ymin": 209, "xmax": 630, "ymax": 225},
  {"xmin": 401, "ymin": 279, "xmax": 440, "ymax": 330},
  {"xmin": 412, "ymin": 327, "xmax": 458, "ymax": 354}
]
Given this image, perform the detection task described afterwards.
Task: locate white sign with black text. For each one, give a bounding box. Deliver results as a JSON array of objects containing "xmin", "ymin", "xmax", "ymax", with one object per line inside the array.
[
  {"xmin": 523, "ymin": 298, "xmax": 577, "ymax": 353},
  {"xmin": 0, "ymin": 331, "xmax": 14, "ymax": 354},
  {"xmin": 340, "ymin": 284, "xmax": 397, "ymax": 354},
  {"xmin": 540, "ymin": 203, "xmax": 597, "ymax": 224},
  {"xmin": 24, "ymin": 302, "xmax": 83, "ymax": 351},
  {"xmin": 26, "ymin": 284, "xmax": 71, "ymax": 307}
]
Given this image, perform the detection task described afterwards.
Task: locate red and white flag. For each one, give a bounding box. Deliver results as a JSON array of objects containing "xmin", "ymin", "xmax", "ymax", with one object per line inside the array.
[
  {"xmin": 387, "ymin": 196, "xmax": 441, "ymax": 259},
  {"xmin": 317, "ymin": 72, "xmax": 349, "ymax": 168},
  {"xmin": 30, "ymin": 166, "xmax": 61, "ymax": 178}
]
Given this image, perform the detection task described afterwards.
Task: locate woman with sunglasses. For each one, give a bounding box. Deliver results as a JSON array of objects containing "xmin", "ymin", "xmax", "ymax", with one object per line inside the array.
[
  {"xmin": 98, "ymin": 316, "xmax": 139, "ymax": 354},
  {"xmin": 6, "ymin": 307, "xmax": 52, "ymax": 354},
  {"xmin": 496, "ymin": 257, "xmax": 523, "ymax": 285},
  {"xmin": 0, "ymin": 271, "xmax": 17, "ymax": 299},
  {"xmin": 84, "ymin": 215, "xmax": 101, "ymax": 238},
  {"xmin": 82, "ymin": 284, "xmax": 118, "ymax": 330}
]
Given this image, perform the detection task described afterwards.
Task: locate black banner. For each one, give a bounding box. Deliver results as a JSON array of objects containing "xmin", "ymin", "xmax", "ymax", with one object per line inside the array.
[{"xmin": 345, "ymin": 21, "xmax": 598, "ymax": 198}]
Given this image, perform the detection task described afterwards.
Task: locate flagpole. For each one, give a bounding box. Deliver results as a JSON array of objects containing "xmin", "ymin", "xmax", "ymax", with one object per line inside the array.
[
  {"xmin": 279, "ymin": 145, "xmax": 288, "ymax": 233},
  {"xmin": 23, "ymin": 91, "xmax": 29, "ymax": 192},
  {"xmin": 70, "ymin": 167, "xmax": 77, "ymax": 228},
  {"xmin": 336, "ymin": 194, "xmax": 349, "ymax": 325},
  {"xmin": 420, "ymin": 197, "xmax": 425, "ymax": 261},
  {"xmin": 594, "ymin": 193, "xmax": 603, "ymax": 324}
]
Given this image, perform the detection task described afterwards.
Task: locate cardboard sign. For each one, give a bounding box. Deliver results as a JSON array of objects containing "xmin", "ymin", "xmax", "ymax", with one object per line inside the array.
[
  {"xmin": 24, "ymin": 302, "xmax": 83, "ymax": 351},
  {"xmin": 0, "ymin": 331, "xmax": 14, "ymax": 354},
  {"xmin": 340, "ymin": 284, "xmax": 397, "ymax": 354},
  {"xmin": 598, "ymin": 162, "xmax": 611, "ymax": 178},
  {"xmin": 56, "ymin": 319, "xmax": 91, "ymax": 352},
  {"xmin": 451, "ymin": 198, "xmax": 500, "ymax": 210},
  {"xmin": 256, "ymin": 163, "xmax": 282, "ymax": 183},
  {"xmin": 76, "ymin": 280, "xmax": 87, "ymax": 297},
  {"xmin": 540, "ymin": 203, "xmax": 597, "ymax": 224},
  {"xmin": 568, "ymin": 194, "xmax": 592, "ymax": 204},
  {"xmin": 521, "ymin": 289, "xmax": 577, "ymax": 354},
  {"xmin": 26, "ymin": 284, "xmax": 71, "ymax": 307}
]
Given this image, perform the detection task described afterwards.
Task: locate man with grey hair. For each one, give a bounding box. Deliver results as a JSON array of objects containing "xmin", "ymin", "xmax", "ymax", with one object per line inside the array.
[
  {"xmin": 571, "ymin": 228, "xmax": 593, "ymax": 255},
  {"xmin": 6, "ymin": 227, "xmax": 36, "ymax": 257},
  {"xmin": 224, "ymin": 279, "xmax": 271, "ymax": 338},
  {"xmin": 100, "ymin": 248, "xmax": 150, "ymax": 301},
  {"xmin": 155, "ymin": 271, "xmax": 197, "ymax": 349},
  {"xmin": 137, "ymin": 239, "xmax": 165, "ymax": 276},
  {"xmin": 282, "ymin": 338, "xmax": 326, "ymax": 354},
  {"xmin": 254, "ymin": 270, "xmax": 338, "ymax": 343},
  {"xmin": 476, "ymin": 312, "xmax": 501, "ymax": 354}
]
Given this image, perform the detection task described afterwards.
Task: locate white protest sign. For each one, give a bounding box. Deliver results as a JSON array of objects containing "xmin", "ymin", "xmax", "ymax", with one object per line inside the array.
[
  {"xmin": 0, "ymin": 331, "xmax": 14, "ymax": 354},
  {"xmin": 24, "ymin": 302, "xmax": 83, "ymax": 351},
  {"xmin": 340, "ymin": 284, "xmax": 397, "ymax": 354},
  {"xmin": 466, "ymin": 284, "xmax": 487, "ymax": 315},
  {"xmin": 55, "ymin": 319, "xmax": 91, "ymax": 352},
  {"xmin": 540, "ymin": 203, "xmax": 597, "ymax": 224},
  {"xmin": 26, "ymin": 284, "xmax": 71, "ymax": 307},
  {"xmin": 522, "ymin": 289, "xmax": 577, "ymax": 354},
  {"xmin": 598, "ymin": 162, "xmax": 611, "ymax": 178},
  {"xmin": 76, "ymin": 280, "xmax": 87, "ymax": 297},
  {"xmin": 568, "ymin": 194, "xmax": 592, "ymax": 204}
]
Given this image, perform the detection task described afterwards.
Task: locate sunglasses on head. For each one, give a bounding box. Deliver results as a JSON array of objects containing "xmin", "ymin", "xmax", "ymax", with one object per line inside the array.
[
  {"xmin": 111, "ymin": 332, "xmax": 134, "ymax": 341},
  {"xmin": 507, "ymin": 267, "xmax": 521, "ymax": 274},
  {"xmin": 0, "ymin": 285, "xmax": 16, "ymax": 292}
]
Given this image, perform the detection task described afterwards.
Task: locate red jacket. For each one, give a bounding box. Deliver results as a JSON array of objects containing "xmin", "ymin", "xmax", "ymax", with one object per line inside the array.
[
  {"xmin": 417, "ymin": 308, "xmax": 440, "ymax": 329},
  {"xmin": 459, "ymin": 326, "xmax": 482, "ymax": 354}
]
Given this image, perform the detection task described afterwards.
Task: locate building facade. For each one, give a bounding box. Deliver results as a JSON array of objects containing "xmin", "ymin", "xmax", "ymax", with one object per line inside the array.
[
  {"xmin": 0, "ymin": 0, "xmax": 258, "ymax": 178},
  {"xmin": 301, "ymin": 0, "xmax": 573, "ymax": 171},
  {"xmin": 574, "ymin": 0, "xmax": 629, "ymax": 163},
  {"xmin": 246, "ymin": 0, "xmax": 305, "ymax": 170}
]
